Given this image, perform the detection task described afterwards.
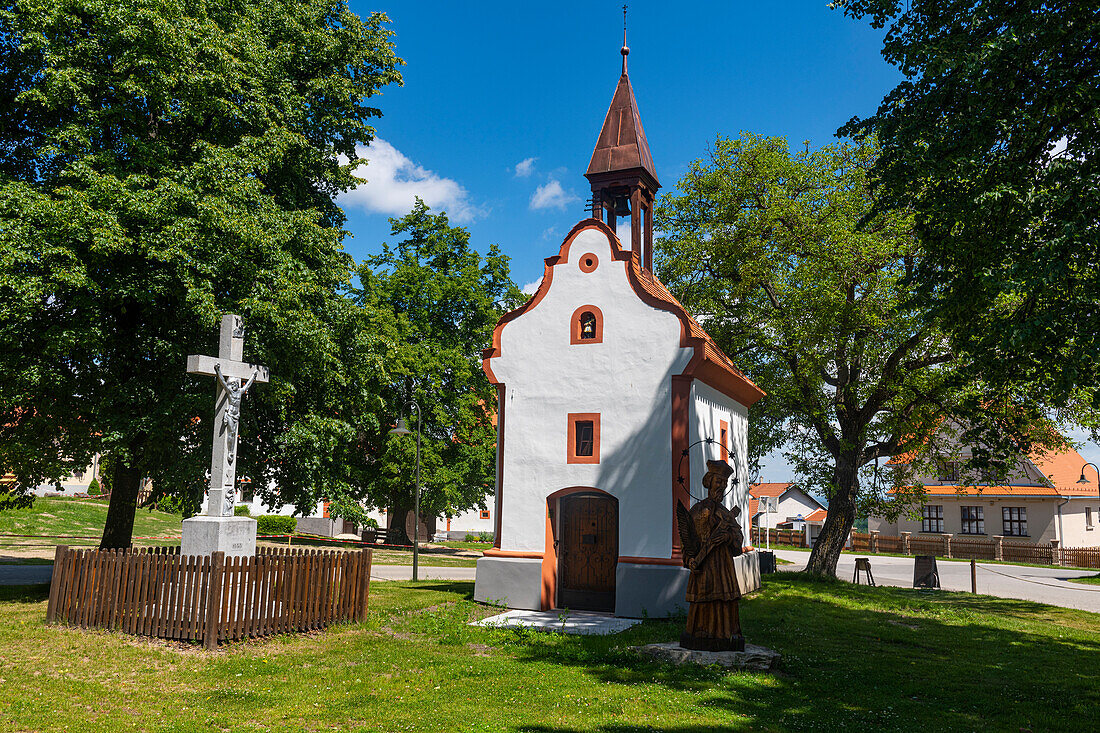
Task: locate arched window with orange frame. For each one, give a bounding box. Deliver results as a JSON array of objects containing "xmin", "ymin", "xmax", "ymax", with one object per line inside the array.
[{"xmin": 571, "ymin": 305, "xmax": 603, "ymax": 344}]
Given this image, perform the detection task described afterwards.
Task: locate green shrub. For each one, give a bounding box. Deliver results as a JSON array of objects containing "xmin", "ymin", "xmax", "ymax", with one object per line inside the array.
[
  {"xmin": 151, "ymin": 495, "xmax": 189, "ymax": 517},
  {"xmin": 233, "ymin": 505, "xmax": 252, "ymax": 517},
  {"xmin": 256, "ymin": 515, "xmax": 297, "ymax": 535},
  {"xmin": 86, "ymin": 477, "xmax": 101, "ymax": 496},
  {"xmin": 477, "ymin": 531, "xmax": 494, "ymax": 543},
  {"xmin": 361, "ymin": 516, "xmax": 379, "ymax": 529},
  {"xmin": 464, "ymin": 533, "xmax": 477, "ymax": 542}
]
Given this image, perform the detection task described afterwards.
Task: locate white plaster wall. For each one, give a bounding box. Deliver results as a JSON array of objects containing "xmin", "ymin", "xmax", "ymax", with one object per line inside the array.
[
  {"xmin": 440, "ymin": 507, "xmax": 495, "ymax": 538},
  {"xmin": 490, "ymin": 227, "xmax": 694, "ymax": 557},
  {"xmin": 688, "ymin": 381, "xmax": 751, "ymax": 530},
  {"xmin": 1056, "ymin": 499, "xmax": 1100, "ymax": 547}
]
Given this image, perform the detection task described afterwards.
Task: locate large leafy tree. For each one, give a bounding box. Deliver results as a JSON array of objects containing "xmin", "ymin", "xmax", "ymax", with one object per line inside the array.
[
  {"xmin": 354, "ymin": 200, "xmax": 522, "ymax": 543},
  {"xmin": 0, "ymin": 0, "xmax": 402, "ymax": 546},
  {"xmin": 837, "ymin": 0, "xmax": 1100, "ymax": 408},
  {"xmin": 655, "ymin": 134, "xmax": 1056, "ymax": 576}
]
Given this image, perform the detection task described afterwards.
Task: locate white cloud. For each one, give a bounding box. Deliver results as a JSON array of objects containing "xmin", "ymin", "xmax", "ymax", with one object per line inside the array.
[
  {"xmin": 529, "ymin": 179, "xmax": 579, "ymax": 211},
  {"xmin": 514, "ymin": 157, "xmax": 538, "ymax": 177},
  {"xmin": 541, "ymin": 226, "xmax": 559, "ymax": 242},
  {"xmin": 339, "ymin": 139, "xmax": 483, "ymax": 223},
  {"xmin": 521, "ymin": 279, "xmax": 541, "ymax": 295}
]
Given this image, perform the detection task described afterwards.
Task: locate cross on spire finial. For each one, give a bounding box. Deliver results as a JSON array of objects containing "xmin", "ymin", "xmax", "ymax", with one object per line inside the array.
[{"xmin": 621, "ymin": 3, "xmax": 629, "ymax": 75}]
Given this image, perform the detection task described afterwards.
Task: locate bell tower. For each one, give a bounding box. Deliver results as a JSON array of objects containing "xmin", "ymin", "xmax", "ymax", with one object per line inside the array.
[{"xmin": 585, "ymin": 17, "xmax": 660, "ymax": 272}]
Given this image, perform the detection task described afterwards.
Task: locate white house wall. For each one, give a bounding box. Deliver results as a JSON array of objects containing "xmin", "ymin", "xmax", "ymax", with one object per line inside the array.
[
  {"xmin": 689, "ymin": 380, "xmax": 751, "ymax": 527},
  {"xmin": 491, "ymin": 227, "xmax": 694, "ymax": 558}
]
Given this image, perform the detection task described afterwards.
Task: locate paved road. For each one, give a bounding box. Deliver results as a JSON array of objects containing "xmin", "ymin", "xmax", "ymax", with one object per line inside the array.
[
  {"xmin": 369, "ymin": 565, "xmax": 476, "ymax": 581},
  {"xmin": 0, "ymin": 563, "xmax": 476, "ymax": 586},
  {"xmin": 773, "ymin": 549, "xmax": 1100, "ymax": 613}
]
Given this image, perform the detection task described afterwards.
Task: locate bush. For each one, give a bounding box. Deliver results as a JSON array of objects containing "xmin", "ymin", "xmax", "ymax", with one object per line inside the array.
[
  {"xmin": 361, "ymin": 516, "xmax": 379, "ymax": 529},
  {"xmin": 86, "ymin": 477, "xmax": 101, "ymax": 496},
  {"xmin": 233, "ymin": 505, "xmax": 252, "ymax": 517},
  {"xmin": 256, "ymin": 515, "xmax": 297, "ymax": 535},
  {"xmin": 151, "ymin": 495, "xmax": 189, "ymax": 517},
  {"xmin": 478, "ymin": 531, "xmax": 494, "ymax": 543}
]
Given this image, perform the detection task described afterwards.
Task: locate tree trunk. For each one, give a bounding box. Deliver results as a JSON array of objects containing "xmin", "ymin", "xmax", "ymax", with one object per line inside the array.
[
  {"xmin": 805, "ymin": 455, "xmax": 859, "ymax": 577},
  {"xmin": 100, "ymin": 460, "xmax": 143, "ymax": 549},
  {"xmin": 387, "ymin": 500, "xmax": 412, "ymax": 546}
]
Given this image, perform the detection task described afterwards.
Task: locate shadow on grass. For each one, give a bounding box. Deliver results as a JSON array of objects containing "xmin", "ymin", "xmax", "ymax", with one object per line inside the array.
[
  {"xmin": 0, "ymin": 583, "xmax": 50, "ymax": 603},
  {"xmin": 496, "ymin": 573, "xmax": 1100, "ymax": 732},
  {"xmin": 405, "ymin": 581, "xmax": 476, "ymax": 599}
]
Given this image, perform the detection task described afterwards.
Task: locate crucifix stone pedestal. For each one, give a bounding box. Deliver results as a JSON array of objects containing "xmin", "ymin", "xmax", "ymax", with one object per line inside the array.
[{"xmin": 181, "ymin": 314, "xmax": 269, "ymax": 558}]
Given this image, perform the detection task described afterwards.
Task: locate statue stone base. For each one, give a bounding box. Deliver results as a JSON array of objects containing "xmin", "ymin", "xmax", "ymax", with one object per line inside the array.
[{"xmin": 181, "ymin": 516, "xmax": 257, "ymax": 558}]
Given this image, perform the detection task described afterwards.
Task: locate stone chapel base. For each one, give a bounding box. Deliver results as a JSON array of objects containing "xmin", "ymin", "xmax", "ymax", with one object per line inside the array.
[
  {"xmin": 181, "ymin": 516, "xmax": 257, "ymax": 558},
  {"xmin": 474, "ymin": 551, "xmax": 762, "ymax": 618}
]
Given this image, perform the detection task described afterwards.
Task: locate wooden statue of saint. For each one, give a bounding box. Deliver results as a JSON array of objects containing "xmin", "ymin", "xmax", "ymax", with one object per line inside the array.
[{"xmin": 676, "ymin": 459, "xmax": 745, "ymax": 652}]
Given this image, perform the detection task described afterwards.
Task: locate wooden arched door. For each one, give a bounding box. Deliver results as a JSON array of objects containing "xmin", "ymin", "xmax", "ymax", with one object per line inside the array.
[{"xmin": 557, "ymin": 492, "xmax": 617, "ymax": 612}]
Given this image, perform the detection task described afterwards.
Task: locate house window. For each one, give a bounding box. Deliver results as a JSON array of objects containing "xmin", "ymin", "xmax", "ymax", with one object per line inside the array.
[
  {"xmin": 960, "ymin": 506, "xmax": 985, "ymax": 535},
  {"xmin": 567, "ymin": 413, "xmax": 600, "ymax": 464},
  {"xmin": 921, "ymin": 505, "xmax": 944, "ymax": 533},
  {"xmin": 935, "ymin": 460, "xmax": 959, "ymax": 482},
  {"xmin": 1002, "ymin": 506, "xmax": 1028, "ymax": 536},
  {"xmin": 719, "ymin": 420, "xmax": 729, "ymax": 462},
  {"xmin": 570, "ymin": 305, "xmax": 603, "ymax": 344},
  {"xmin": 480, "ymin": 509, "xmax": 490, "ymax": 520},
  {"xmin": 1086, "ymin": 507, "xmax": 1093, "ymax": 530}
]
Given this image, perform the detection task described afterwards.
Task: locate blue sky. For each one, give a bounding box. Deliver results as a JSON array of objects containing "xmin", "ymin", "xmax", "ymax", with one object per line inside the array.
[{"xmin": 339, "ymin": 0, "xmax": 1100, "ymax": 484}]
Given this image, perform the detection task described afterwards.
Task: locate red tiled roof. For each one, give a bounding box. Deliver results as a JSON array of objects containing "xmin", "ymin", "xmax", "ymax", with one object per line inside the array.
[
  {"xmin": 891, "ymin": 434, "xmax": 1095, "ymax": 498},
  {"xmin": 748, "ymin": 483, "xmax": 793, "ymax": 517},
  {"xmin": 632, "ymin": 271, "xmax": 763, "ymax": 400},
  {"xmin": 804, "ymin": 508, "xmax": 827, "ymax": 522}
]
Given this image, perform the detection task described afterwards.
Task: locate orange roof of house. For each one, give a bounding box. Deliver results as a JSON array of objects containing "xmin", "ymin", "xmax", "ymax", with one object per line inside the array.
[
  {"xmin": 918, "ymin": 485, "xmax": 1065, "ymax": 498},
  {"xmin": 748, "ymin": 482, "xmax": 793, "ymax": 516},
  {"xmin": 804, "ymin": 508, "xmax": 828, "ymax": 522}
]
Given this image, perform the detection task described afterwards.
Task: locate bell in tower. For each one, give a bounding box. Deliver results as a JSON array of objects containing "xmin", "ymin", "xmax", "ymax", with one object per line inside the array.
[{"xmin": 585, "ymin": 24, "xmax": 660, "ymax": 273}]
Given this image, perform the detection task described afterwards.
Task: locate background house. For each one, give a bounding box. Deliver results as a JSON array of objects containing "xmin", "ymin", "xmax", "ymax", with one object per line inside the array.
[
  {"xmin": 869, "ymin": 433, "xmax": 1099, "ymax": 547},
  {"xmin": 749, "ymin": 482, "xmax": 828, "ymax": 545}
]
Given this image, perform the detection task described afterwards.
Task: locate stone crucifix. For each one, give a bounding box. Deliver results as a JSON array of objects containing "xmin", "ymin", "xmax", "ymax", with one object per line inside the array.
[{"xmin": 187, "ymin": 315, "xmax": 269, "ymax": 517}]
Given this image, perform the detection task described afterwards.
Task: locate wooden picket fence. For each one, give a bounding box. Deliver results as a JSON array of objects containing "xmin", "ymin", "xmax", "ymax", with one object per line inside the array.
[
  {"xmin": 750, "ymin": 527, "xmax": 807, "ymax": 548},
  {"xmin": 850, "ymin": 532, "xmax": 1100, "ymax": 569},
  {"xmin": 45, "ymin": 545, "xmax": 372, "ymax": 649}
]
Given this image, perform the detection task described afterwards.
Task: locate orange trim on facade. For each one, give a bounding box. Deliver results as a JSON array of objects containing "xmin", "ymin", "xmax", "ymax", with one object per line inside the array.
[
  {"xmin": 493, "ymin": 383, "xmax": 505, "ymax": 549},
  {"xmin": 567, "ymin": 413, "xmax": 601, "ymax": 464},
  {"xmin": 480, "ymin": 219, "xmax": 765, "ymax": 408},
  {"xmin": 671, "ymin": 375, "xmax": 692, "ymax": 556},
  {"xmin": 719, "ymin": 419, "xmax": 729, "ymax": 462},
  {"xmin": 578, "ymin": 252, "xmax": 599, "ymax": 273},
  {"xmin": 570, "ymin": 304, "xmax": 604, "ymax": 344}
]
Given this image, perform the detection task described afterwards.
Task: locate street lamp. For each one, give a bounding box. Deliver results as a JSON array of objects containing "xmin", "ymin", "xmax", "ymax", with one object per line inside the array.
[
  {"xmin": 1077, "ymin": 463, "xmax": 1100, "ymax": 527},
  {"xmin": 389, "ymin": 401, "xmax": 421, "ymax": 581}
]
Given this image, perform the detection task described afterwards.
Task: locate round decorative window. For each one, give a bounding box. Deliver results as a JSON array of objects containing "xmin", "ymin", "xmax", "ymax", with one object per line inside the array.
[{"xmin": 579, "ymin": 253, "xmax": 598, "ymax": 273}]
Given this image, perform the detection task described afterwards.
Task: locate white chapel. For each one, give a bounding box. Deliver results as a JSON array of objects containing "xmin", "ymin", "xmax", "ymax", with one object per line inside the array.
[{"xmin": 473, "ymin": 43, "xmax": 764, "ymax": 617}]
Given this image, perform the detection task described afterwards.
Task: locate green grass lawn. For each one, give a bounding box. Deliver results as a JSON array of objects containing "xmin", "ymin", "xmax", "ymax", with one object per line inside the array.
[
  {"xmin": 0, "ymin": 497, "xmax": 182, "ymax": 547},
  {"xmin": 1069, "ymin": 573, "xmax": 1100, "ymax": 585},
  {"xmin": 0, "ymin": 574, "xmax": 1097, "ymax": 732}
]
